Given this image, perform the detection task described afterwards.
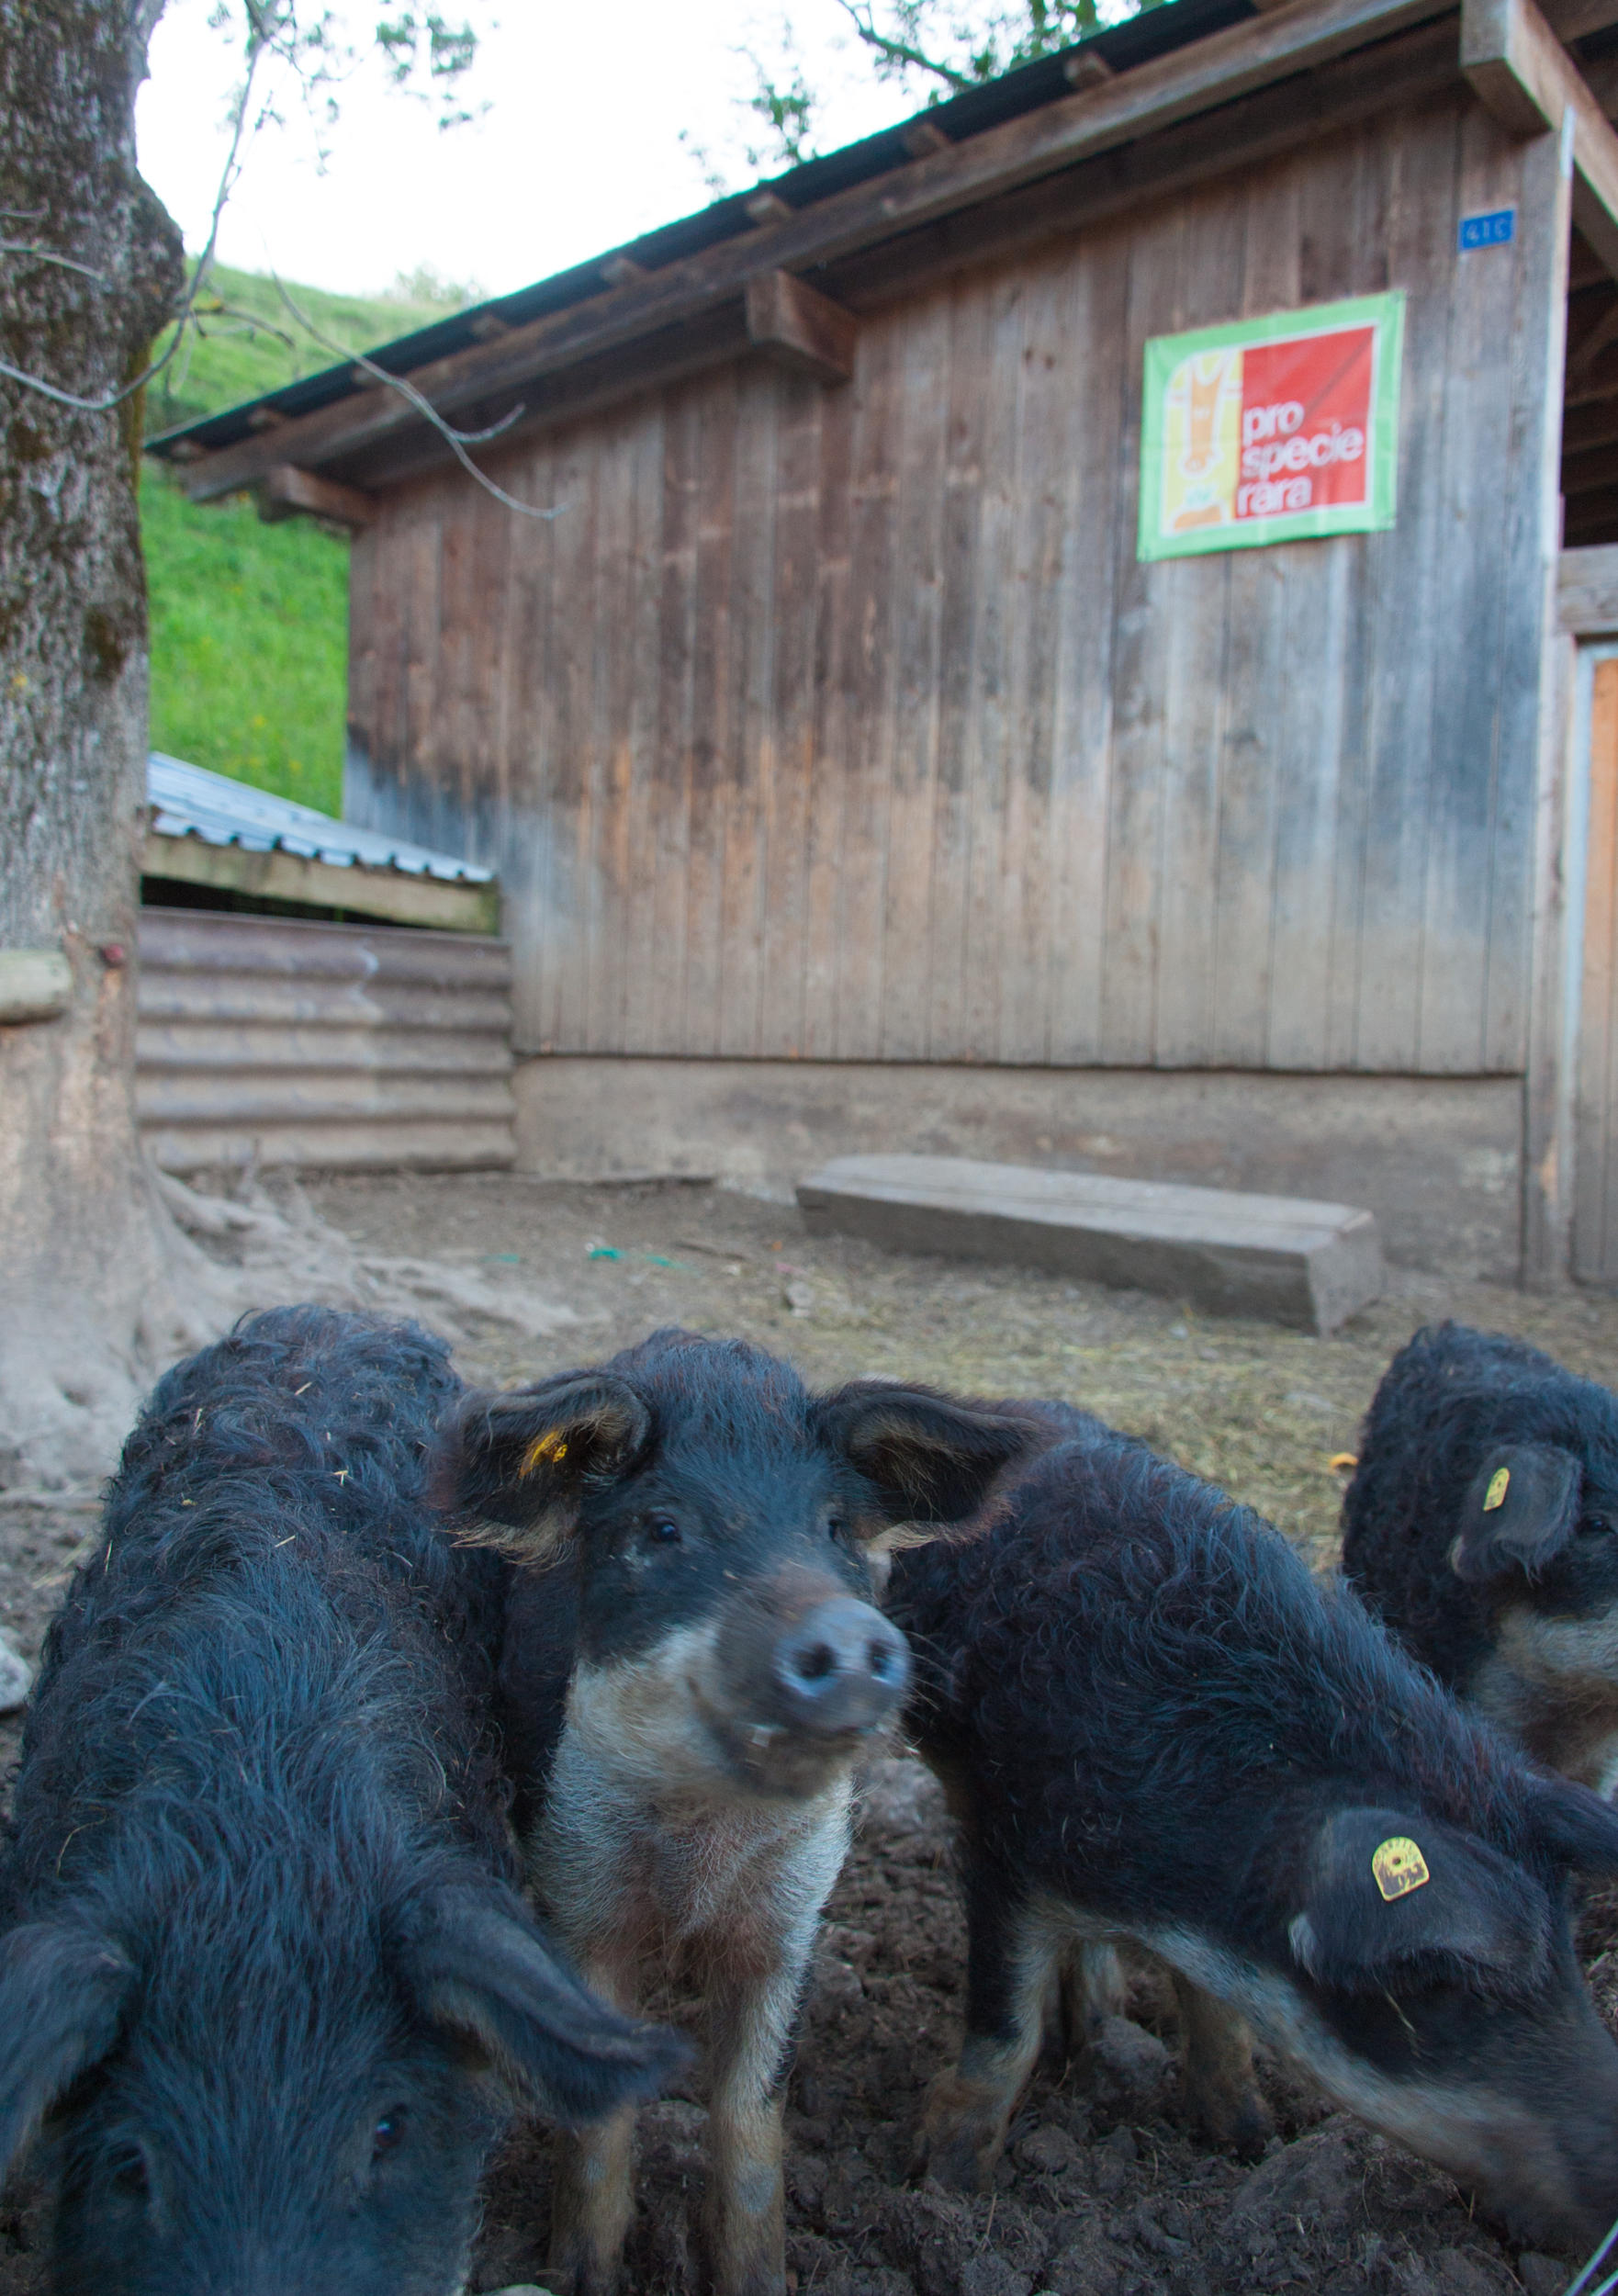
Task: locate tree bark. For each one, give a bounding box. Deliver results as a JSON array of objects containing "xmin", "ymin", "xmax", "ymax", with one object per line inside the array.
[{"xmin": 0, "ymin": 0, "xmax": 213, "ymax": 1483}]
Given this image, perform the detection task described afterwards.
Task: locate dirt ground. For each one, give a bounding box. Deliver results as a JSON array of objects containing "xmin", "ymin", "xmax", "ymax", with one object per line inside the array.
[{"xmin": 5, "ymin": 1169, "xmax": 1618, "ymax": 2296}]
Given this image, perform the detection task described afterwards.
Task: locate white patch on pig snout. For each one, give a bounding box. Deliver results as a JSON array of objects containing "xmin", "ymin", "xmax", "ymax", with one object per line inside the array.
[
  {"xmin": 1472, "ymin": 1606, "xmax": 1618, "ymax": 1794},
  {"xmin": 533, "ymin": 1635, "xmax": 859, "ymax": 1964}
]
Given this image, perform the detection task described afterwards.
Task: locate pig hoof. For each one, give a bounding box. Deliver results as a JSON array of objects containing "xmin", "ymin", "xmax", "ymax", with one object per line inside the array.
[
  {"xmin": 914, "ymin": 2130, "xmax": 997, "ymax": 2192},
  {"xmin": 912, "ymin": 2091, "xmax": 1006, "ymax": 2191},
  {"xmin": 1190, "ymin": 2084, "xmax": 1272, "ymax": 2159}
]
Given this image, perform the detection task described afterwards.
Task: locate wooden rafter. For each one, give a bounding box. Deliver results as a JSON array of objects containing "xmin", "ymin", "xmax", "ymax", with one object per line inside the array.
[
  {"xmin": 744, "ymin": 271, "xmax": 857, "ymax": 383},
  {"xmin": 1542, "ymin": 0, "xmax": 1618, "ymax": 39},
  {"xmin": 255, "ymin": 464, "xmax": 378, "ymax": 531}
]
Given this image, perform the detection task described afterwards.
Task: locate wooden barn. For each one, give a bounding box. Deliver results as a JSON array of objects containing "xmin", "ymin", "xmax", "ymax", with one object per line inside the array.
[{"xmin": 151, "ymin": 0, "xmax": 1618, "ymax": 1282}]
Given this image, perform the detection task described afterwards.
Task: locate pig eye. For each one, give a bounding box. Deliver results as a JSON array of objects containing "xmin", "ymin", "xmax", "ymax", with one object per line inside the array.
[
  {"xmin": 646, "ymin": 1517, "xmax": 683, "ymax": 1548},
  {"xmin": 371, "ymin": 2110, "xmax": 407, "ymax": 2160}
]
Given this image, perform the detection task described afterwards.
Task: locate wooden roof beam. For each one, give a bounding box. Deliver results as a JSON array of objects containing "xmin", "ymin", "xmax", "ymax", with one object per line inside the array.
[
  {"xmin": 141, "ymin": 833, "xmax": 500, "ymax": 933},
  {"xmin": 174, "ymin": 0, "xmax": 1455, "ymax": 504},
  {"xmin": 1563, "ymin": 389, "xmax": 1618, "ymax": 451},
  {"xmin": 1542, "ymin": 0, "xmax": 1618, "ymax": 39},
  {"xmin": 1561, "ymin": 433, "xmax": 1618, "ymax": 490},
  {"xmin": 1567, "ymin": 293, "xmax": 1618, "ymax": 378},
  {"xmin": 1463, "ymin": 0, "xmax": 1618, "ymax": 276},
  {"xmin": 255, "ymin": 463, "xmax": 378, "ymax": 532},
  {"xmin": 1062, "ymin": 48, "xmax": 1115, "ymax": 84},
  {"xmin": 744, "ymin": 270, "xmax": 856, "ymax": 382},
  {"xmin": 900, "ymin": 118, "xmax": 953, "ymax": 157}
]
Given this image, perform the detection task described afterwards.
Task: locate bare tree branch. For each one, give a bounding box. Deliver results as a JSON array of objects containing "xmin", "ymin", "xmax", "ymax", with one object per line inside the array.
[
  {"xmin": 266, "ymin": 273, "xmax": 568, "ymax": 523},
  {"xmin": 834, "ymin": 0, "xmax": 978, "ymax": 91}
]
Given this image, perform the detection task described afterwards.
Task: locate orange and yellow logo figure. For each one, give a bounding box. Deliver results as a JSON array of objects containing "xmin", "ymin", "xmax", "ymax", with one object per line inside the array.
[{"xmin": 1160, "ymin": 345, "xmax": 1243, "ymax": 533}]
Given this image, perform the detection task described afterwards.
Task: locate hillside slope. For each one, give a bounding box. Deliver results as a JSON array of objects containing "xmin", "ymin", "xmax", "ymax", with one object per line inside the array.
[{"xmin": 142, "ymin": 264, "xmax": 466, "ymax": 814}]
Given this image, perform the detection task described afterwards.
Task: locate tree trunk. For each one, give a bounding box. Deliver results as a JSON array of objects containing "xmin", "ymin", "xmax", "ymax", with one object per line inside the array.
[{"xmin": 0, "ymin": 0, "xmax": 213, "ymax": 1484}]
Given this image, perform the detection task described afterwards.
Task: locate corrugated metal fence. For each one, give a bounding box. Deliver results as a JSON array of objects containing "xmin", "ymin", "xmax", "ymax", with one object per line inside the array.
[{"xmin": 136, "ymin": 908, "xmax": 516, "ymax": 1172}]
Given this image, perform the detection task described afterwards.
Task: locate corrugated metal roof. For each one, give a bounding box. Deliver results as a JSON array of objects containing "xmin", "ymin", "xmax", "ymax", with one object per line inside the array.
[
  {"xmin": 146, "ymin": 753, "xmax": 495, "ymax": 884},
  {"xmin": 144, "ymin": 0, "xmax": 1252, "ymax": 463}
]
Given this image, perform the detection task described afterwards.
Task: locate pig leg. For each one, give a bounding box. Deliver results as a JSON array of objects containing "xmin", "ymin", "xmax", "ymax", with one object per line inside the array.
[
  {"xmin": 547, "ymin": 1947, "xmax": 642, "ymax": 2296},
  {"xmin": 916, "ymin": 1875, "xmax": 1060, "ymax": 2191},
  {"xmin": 702, "ymin": 1953, "xmax": 801, "ymax": 2296},
  {"xmin": 1056, "ymin": 1939, "xmax": 1126, "ymax": 2069},
  {"xmin": 1169, "ymin": 1969, "xmax": 1272, "ymax": 2156}
]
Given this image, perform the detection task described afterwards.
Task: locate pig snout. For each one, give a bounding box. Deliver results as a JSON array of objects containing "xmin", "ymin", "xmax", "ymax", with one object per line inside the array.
[
  {"xmin": 771, "ymin": 1594, "xmax": 910, "ymax": 1736},
  {"xmin": 710, "ymin": 1578, "xmax": 913, "ymax": 1789}
]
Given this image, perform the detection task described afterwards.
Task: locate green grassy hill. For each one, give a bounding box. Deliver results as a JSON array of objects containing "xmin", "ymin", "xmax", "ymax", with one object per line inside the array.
[{"xmin": 142, "ymin": 263, "xmax": 471, "ymax": 815}]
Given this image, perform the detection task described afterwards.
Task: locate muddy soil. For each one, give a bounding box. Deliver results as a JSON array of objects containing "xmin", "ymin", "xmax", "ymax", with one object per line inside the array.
[{"xmin": 4, "ymin": 1170, "xmax": 1618, "ymax": 2296}]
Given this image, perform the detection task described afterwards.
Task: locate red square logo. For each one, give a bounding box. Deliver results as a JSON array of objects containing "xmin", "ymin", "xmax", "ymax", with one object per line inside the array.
[{"xmin": 1235, "ymin": 326, "xmax": 1375, "ymax": 522}]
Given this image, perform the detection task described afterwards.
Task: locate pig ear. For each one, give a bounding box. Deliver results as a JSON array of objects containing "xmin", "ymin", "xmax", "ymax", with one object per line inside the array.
[
  {"xmin": 815, "ymin": 1382, "xmax": 1031, "ymax": 1544},
  {"xmin": 0, "ymin": 1923, "xmax": 133, "ymax": 2180},
  {"xmin": 1531, "ymin": 1776, "xmax": 1618, "ymax": 1876},
  {"xmin": 403, "ymin": 1887, "xmax": 691, "ymax": 2126},
  {"xmin": 433, "ymin": 1373, "xmax": 652, "ymax": 1562},
  {"xmin": 1286, "ymin": 1806, "xmax": 1550, "ymax": 1995},
  {"xmin": 1451, "ymin": 1446, "xmax": 1580, "ymax": 1584}
]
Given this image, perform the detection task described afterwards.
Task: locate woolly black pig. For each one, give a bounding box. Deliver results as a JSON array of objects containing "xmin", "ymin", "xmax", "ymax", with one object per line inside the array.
[
  {"xmin": 434, "ymin": 1328, "xmax": 1030, "ymax": 2296},
  {"xmin": 0, "ymin": 1306, "xmax": 683, "ymax": 2296},
  {"xmin": 887, "ymin": 1424, "xmax": 1618, "ymax": 2251},
  {"xmin": 1343, "ymin": 1321, "xmax": 1618, "ymax": 1791}
]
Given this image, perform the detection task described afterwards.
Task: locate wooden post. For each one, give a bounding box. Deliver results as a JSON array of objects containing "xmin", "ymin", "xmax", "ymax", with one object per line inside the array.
[{"xmin": 1522, "ymin": 115, "xmax": 1579, "ymax": 1284}]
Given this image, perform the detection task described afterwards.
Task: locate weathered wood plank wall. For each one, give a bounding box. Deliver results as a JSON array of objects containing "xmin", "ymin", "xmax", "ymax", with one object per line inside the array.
[{"xmin": 345, "ymin": 85, "xmax": 1560, "ymax": 1075}]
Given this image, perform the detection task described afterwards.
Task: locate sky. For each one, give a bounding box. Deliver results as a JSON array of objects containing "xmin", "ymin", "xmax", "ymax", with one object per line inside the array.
[{"xmin": 135, "ymin": 1, "xmax": 916, "ymax": 303}]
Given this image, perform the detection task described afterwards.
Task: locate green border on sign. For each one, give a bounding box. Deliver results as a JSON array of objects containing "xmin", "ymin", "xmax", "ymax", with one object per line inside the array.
[{"xmin": 1137, "ymin": 290, "xmax": 1405, "ymax": 563}]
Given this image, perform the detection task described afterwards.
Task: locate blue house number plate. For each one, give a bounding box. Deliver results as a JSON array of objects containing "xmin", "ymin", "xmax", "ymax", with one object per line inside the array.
[{"xmin": 1458, "ymin": 208, "xmax": 1515, "ymax": 251}]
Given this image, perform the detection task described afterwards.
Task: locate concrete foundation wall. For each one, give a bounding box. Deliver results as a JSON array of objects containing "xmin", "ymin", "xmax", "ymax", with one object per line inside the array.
[{"xmin": 513, "ymin": 1058, "xmax": 1525, "ymax": 1278}]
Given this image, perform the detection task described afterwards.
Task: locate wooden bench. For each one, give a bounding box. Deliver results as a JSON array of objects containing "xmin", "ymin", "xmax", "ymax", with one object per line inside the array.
[{"xmin": 795, "ymin": 1154, "xmax": 1383, "ymax": 1334}]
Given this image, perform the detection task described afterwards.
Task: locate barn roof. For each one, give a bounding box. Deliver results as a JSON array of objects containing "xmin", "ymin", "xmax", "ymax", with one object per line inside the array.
[
  {"xmin": 147, "ymin": 0, "xmax": 1618, "ymax": 540},
  {"xmin": 147, "ymin": 752, "xmax": 494, "ymax": 882},
  {"xmin": 146, "ymin": 0, "xmax": 1248, "ymax": 468},
  {"xmin": 142, "ymin": 754, "xmax": 500, "ymax": 930}
]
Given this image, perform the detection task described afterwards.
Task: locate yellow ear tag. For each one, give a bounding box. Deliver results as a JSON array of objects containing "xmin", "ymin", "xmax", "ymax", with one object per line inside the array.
[
  {"xmin": 518, "ymin": 1430, "xmax": 569, "ymax": 1479},
  {"xmin": 1372, "ymin": 1836, "xmax": 1431, "ymax": 1902},
  {"xmin": 1483, "ymin": 1467, "xmax": 1511, "ymax": 1512}
]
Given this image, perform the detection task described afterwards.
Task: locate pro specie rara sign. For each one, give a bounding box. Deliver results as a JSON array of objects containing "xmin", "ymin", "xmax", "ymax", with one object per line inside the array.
[{"xmin": 1137, "ymin": 291, "xmax": 1404, "ymax": 561}]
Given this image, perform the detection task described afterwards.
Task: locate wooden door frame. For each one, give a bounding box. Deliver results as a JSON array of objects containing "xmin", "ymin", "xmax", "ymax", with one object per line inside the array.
[{"xmin": 1569, "ymin": 640, "xmax": 1618, "ymax": 1277}]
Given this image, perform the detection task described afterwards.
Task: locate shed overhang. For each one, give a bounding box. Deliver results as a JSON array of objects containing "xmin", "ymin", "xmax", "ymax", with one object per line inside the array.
[{"xmin": 152, "ymin": 0, "xmax": 1618, "ymax": 514}]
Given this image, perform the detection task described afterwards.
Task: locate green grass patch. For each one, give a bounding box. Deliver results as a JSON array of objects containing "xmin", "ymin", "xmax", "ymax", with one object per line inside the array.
[
  {"xmin": 141, "ymin": 462, "xmax": 350, "ymax": 815},
  {"xmin": 140, "ymin": 263, "xmax": 471, "ymax": 810}
]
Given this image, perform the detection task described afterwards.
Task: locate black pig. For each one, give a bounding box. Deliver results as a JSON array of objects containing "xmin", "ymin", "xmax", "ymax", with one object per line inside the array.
[
  {"xmin": 1343, "ymin": 1322, "xmax": 1618, "ymax": 1791},
  {"xmin": 887, "ymin": 1425, "xmax": 1618, "ymax": 2250},
  {"xmin": 435, "ymin": 1328, "xmax": 1029, "ymax": 2296},
  {"xmin": 0, "ymin": 1306, "xmax": 683, "ymax": 2296}
]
